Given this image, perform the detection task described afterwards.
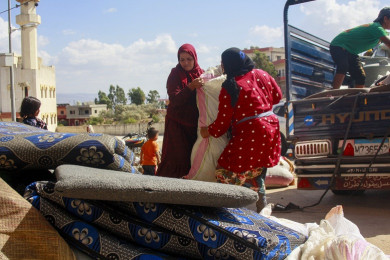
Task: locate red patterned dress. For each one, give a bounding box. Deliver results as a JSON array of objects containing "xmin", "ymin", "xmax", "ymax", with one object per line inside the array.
[{"xmin": 208, "ymin": 69, "xmax": 282, "ymax": 178}]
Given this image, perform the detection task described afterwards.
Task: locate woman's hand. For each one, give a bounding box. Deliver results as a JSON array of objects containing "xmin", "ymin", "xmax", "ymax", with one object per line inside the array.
[
  {"xmin": 188, "ymin": 77, "xmax": 204, "ymax": 90},
  {"xmin": 200, "ymin": 127, "xmax": 210, "ymax": 138}
]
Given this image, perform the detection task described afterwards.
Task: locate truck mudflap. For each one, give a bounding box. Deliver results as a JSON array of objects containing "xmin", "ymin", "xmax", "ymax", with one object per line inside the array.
[{"xmin": 296, "ymin": 156, "xmax": 390, "ymax": 190}]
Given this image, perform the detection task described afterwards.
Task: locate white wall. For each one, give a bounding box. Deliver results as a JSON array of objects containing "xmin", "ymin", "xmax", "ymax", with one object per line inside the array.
[{"xmin": 56, "ymin": 122, "xmax": 165, "ymax": 136}]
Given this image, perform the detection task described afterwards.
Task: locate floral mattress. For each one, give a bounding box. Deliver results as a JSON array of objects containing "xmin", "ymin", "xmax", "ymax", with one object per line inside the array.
[{"xmin": 0, "ymin": 122, "xmax": 137, "ymax": 173}]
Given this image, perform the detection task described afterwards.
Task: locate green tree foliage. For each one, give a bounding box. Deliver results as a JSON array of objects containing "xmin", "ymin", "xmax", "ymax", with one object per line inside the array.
[
  {"xmin": 95, "ymin": 86, "xmax": 164, "ymax": 124},
  {"xmin": 99, "ymin": 110, "xmax": 115, "ymax": 124},
  {"xmin": 86, "ymin": 116, "xmax": 104, "ymax": 125},
  {"xmin": 128, "ymin": 87, "xmax": 146, "ymax": 105},
  {"xmin": 252, "ymin": 50, "xmax": 278, "ymax": 78},
  {"xmin": 87, "ymin": 102, "xmax": 163, "ymax": 125},
  {"xmin": 95, "ymin": 90, "xmax": 113, "ymax": 110},
  {"xmin": 146, "ymin": 90, "xmax": 160, "ymax": 104},
  {"xmin": 108, "ymin": 85, "xmax": 116, "ymax": 108},
  {"xmin": 111, "ymin": 103, "xmax": 162, "ymax": 124},
  {"xmin": 107, "ymin": 85, "xmax": 128, "ymax": 109},
  {"xmin": 115, "ymin": 85, "xmax": 127, "ymax": 105}
]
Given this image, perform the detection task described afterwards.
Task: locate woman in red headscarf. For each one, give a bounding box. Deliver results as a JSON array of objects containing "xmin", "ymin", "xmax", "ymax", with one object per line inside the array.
[{"xmin": 156, "ymin": 44, "xmax": 204, "ymax": 178}]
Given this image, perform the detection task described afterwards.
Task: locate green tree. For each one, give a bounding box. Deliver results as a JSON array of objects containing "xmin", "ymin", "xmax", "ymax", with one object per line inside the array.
[
  {"xmin": 95, "ymin": 90, "xmax": 113, "ymax": 110},
  {"xmin": 146, "ymin": 90, "xmax": 160, "ymax": 104},
  {"xmin": 86, "ymin": 116, "xmax": 104, "ymax": 125},
  {"xmin": 115, "ymin": 85, "xmax": 127, "ymax": 105},
  {"xmin": 104, "ymin": 84, "xmax": 127, "ymax": 110},
  {"xmin": 252, "ymin": 50, "xmax": 278, "ymax": 78},
  {"xmin": 128, "ymin": 87, "xmax": 146, "ymax": 105},
  {"xmin": 108, "ymin": 85, "xmax": 116, "ymax": 108}
]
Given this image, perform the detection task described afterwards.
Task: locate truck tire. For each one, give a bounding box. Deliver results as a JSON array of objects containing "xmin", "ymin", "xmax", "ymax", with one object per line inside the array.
[
  {"xmin": 331, "ymin": 189, "xmax": 365, "ymax": 195},
  {"xmin": 280, "ymin": 132, "xmax": 287, "ymax": 156}
]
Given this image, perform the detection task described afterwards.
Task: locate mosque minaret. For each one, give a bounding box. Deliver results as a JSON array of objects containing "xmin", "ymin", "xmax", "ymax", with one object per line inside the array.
[{"xmin": 16, "ymin": 0, "xmax": 41, "ymax": 70}]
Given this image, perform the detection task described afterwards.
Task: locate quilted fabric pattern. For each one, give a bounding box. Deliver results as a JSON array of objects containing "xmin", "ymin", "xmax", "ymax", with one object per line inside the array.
[
  {"xmin": 0, "ymin": 179, "xmax": 75, "ymax": 260},
  {"xmin": 26, "ymin": 181, "xmax": 208, "ymax": 259},
  {"xmin": 26, "ymin": 197, "xmax": 172, "ymax": 259},
  {"xmin": 116, "ymin": 203, "xmax": 307, "ymax": 259},
  {"xmin": 0, "ymin": 122, "xmax": 137, "ymax": 173},
  {"xmin": 25, "ymin": 181, "xmax": 307, "ymax": 260}
]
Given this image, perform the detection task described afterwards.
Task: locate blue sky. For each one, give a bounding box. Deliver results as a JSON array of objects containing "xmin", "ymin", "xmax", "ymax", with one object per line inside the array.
[{"xmin": 0, "ymin": 0, "xmax": 388, "ymax": 102}]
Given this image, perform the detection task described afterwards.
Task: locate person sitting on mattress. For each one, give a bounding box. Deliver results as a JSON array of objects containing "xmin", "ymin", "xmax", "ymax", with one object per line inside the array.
[{"xmin": 200, "ymin": 47, "xmax": 282, "ymax": 213}]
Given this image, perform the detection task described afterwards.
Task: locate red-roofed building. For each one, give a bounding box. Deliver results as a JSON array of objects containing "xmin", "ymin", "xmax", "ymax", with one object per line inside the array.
[{"xmin": 57, "ymin": 103, "xmax": 69, "ymax": 125}]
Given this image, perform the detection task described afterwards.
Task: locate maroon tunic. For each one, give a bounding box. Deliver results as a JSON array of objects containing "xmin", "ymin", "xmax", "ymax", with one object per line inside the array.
[{"xmin": 156, "ymin": 44, "xmax": 203, "ymax": 178}]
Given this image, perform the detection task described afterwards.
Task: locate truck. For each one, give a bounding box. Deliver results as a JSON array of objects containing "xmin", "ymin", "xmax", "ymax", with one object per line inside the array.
[{"xmin": 283, "ymin": 0, "xmax": 390, "ymax": 193}]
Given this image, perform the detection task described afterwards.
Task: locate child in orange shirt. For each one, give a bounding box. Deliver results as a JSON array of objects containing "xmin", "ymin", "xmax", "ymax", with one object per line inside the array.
[{"xmin": 140, "ymin": 127, "xmax": 161, "ymax": 175}]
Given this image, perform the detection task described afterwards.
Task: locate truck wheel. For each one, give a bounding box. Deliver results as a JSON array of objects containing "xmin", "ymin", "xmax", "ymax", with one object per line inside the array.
[
  {"xmin": 331, "ymin": 189, "xmax": 365, "ymax": 195},
  {"xmin": 280, "ymin": 132, "xmax": 287, "ymax": 156}
]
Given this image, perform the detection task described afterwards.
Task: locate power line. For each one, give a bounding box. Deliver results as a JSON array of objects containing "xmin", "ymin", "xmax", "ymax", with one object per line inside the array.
[
  {"xmin": 0, "ymin": 0, "xmax": 36, "ymax": 16},
  {"xmin": 0, "ymin": 4, "xmax": 19, "ymax": 15}
]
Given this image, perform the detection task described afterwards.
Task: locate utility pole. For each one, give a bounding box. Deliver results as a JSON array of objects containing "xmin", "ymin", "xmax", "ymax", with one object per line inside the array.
[{"xmin": 8, "ymin": 0, "xmax": 16, "ymax": 121}]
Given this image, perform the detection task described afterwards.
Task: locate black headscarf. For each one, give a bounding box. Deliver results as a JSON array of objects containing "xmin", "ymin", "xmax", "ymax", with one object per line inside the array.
[{"xmin": 221, "ymin": 47, "xmax": 255, "ymax": 107}]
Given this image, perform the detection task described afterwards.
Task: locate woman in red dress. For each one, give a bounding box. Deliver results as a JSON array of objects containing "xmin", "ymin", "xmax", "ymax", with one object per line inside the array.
[
  {"xmin": 200, "ymin": 47, "xmax": 282, "ymax": 212},
  {"xmin": 156, "ymin": 44, "xmax": 204, "ymax": 178}
]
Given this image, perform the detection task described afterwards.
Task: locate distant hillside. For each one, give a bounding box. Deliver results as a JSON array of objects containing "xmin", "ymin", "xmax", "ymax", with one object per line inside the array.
[{"xmin": 57, "ymin": 93, "xmax": 97, "ymax": 105}]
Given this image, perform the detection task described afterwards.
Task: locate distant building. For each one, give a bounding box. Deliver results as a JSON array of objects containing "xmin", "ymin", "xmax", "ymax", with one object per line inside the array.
[
  {"xmin": 243, "ymin": 47, "xmax": 286, "ymax": 97},
  {"xmin": 66, "ymin": 102, "xmax": 107, "ymax": 126},
  {"xmin": 0, "ymin": 0, "xmax": 57, "ymax": 131},
  {"xmin": 57, "ymin": 103, "xmax": 68, "ymax": 125}
]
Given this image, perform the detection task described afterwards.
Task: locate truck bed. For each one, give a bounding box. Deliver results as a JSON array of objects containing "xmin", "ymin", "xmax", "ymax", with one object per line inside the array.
[{"xmin": 289, "ymin": 88, "xmax": 390, "ymax": 141}]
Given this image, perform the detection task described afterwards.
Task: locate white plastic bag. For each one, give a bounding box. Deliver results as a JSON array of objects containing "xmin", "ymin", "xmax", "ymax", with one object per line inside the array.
[
  {"xmin": 286, "ymin": 205, "xmax": 389, "ymax": 260},
  {"xmin": 324, "ymin": 205, "xmax": 388, "ymax": 260}
]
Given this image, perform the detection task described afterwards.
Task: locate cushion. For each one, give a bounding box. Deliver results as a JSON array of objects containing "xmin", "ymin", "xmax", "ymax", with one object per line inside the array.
[
  {"xmin": 265, "ymin": 157, "xmax": 295, "ymax": 188},
  {"xmin": 0, "ymin": 122, "xmax": 137, "ymax": 172},
  {"xmin": 0, "ymin": 178, "xmax": 75, "ymax": 260},
  {"xmin": 187, "ymin": 69, "xmax": 228, "ymax": 182},
  {"xmin": 54, "ymin": 164, "xmax": 258, "ymax": 208},
  {"xmin": 26, "ymin": 181, "xmax": 307, "ymax": 260}
]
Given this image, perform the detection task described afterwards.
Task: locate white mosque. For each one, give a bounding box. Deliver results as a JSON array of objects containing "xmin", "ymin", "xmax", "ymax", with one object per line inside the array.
[{"xmin": 0, "ymin": 0, "xmax": 57, "ymax": 131}]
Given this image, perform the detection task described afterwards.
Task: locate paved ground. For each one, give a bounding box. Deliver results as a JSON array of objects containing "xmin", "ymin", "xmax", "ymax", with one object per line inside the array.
[{"xmin": 246, "ymin": 183, "xmax": 390, "ymax": 254}]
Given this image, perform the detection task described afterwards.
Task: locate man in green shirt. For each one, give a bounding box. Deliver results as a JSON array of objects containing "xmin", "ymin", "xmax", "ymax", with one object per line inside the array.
[{"xmin": 330, "ymin": 7, "xmax": 390, "ymax": 89}]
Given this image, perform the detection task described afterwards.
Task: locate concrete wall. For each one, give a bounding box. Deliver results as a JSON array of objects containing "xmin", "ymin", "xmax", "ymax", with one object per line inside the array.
[{"xmin": 56, "ymin": 121, "xmax": 165, "ymax": 136}]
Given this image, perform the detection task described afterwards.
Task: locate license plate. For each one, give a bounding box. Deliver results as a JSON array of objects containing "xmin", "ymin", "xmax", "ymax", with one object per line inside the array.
[{"xmin": 339, "ymin": 138, "xmax": 390, "ymax": 156}]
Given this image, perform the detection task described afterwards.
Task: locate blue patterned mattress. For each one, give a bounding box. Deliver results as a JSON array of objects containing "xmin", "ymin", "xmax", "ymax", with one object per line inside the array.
[
  {"xmin": 0, "ymin": 122, "xmax": 137, "ymax": 172},
  {"xmin": 25, "ymin": 181, "xmax": 307, "ymax": 259}
]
